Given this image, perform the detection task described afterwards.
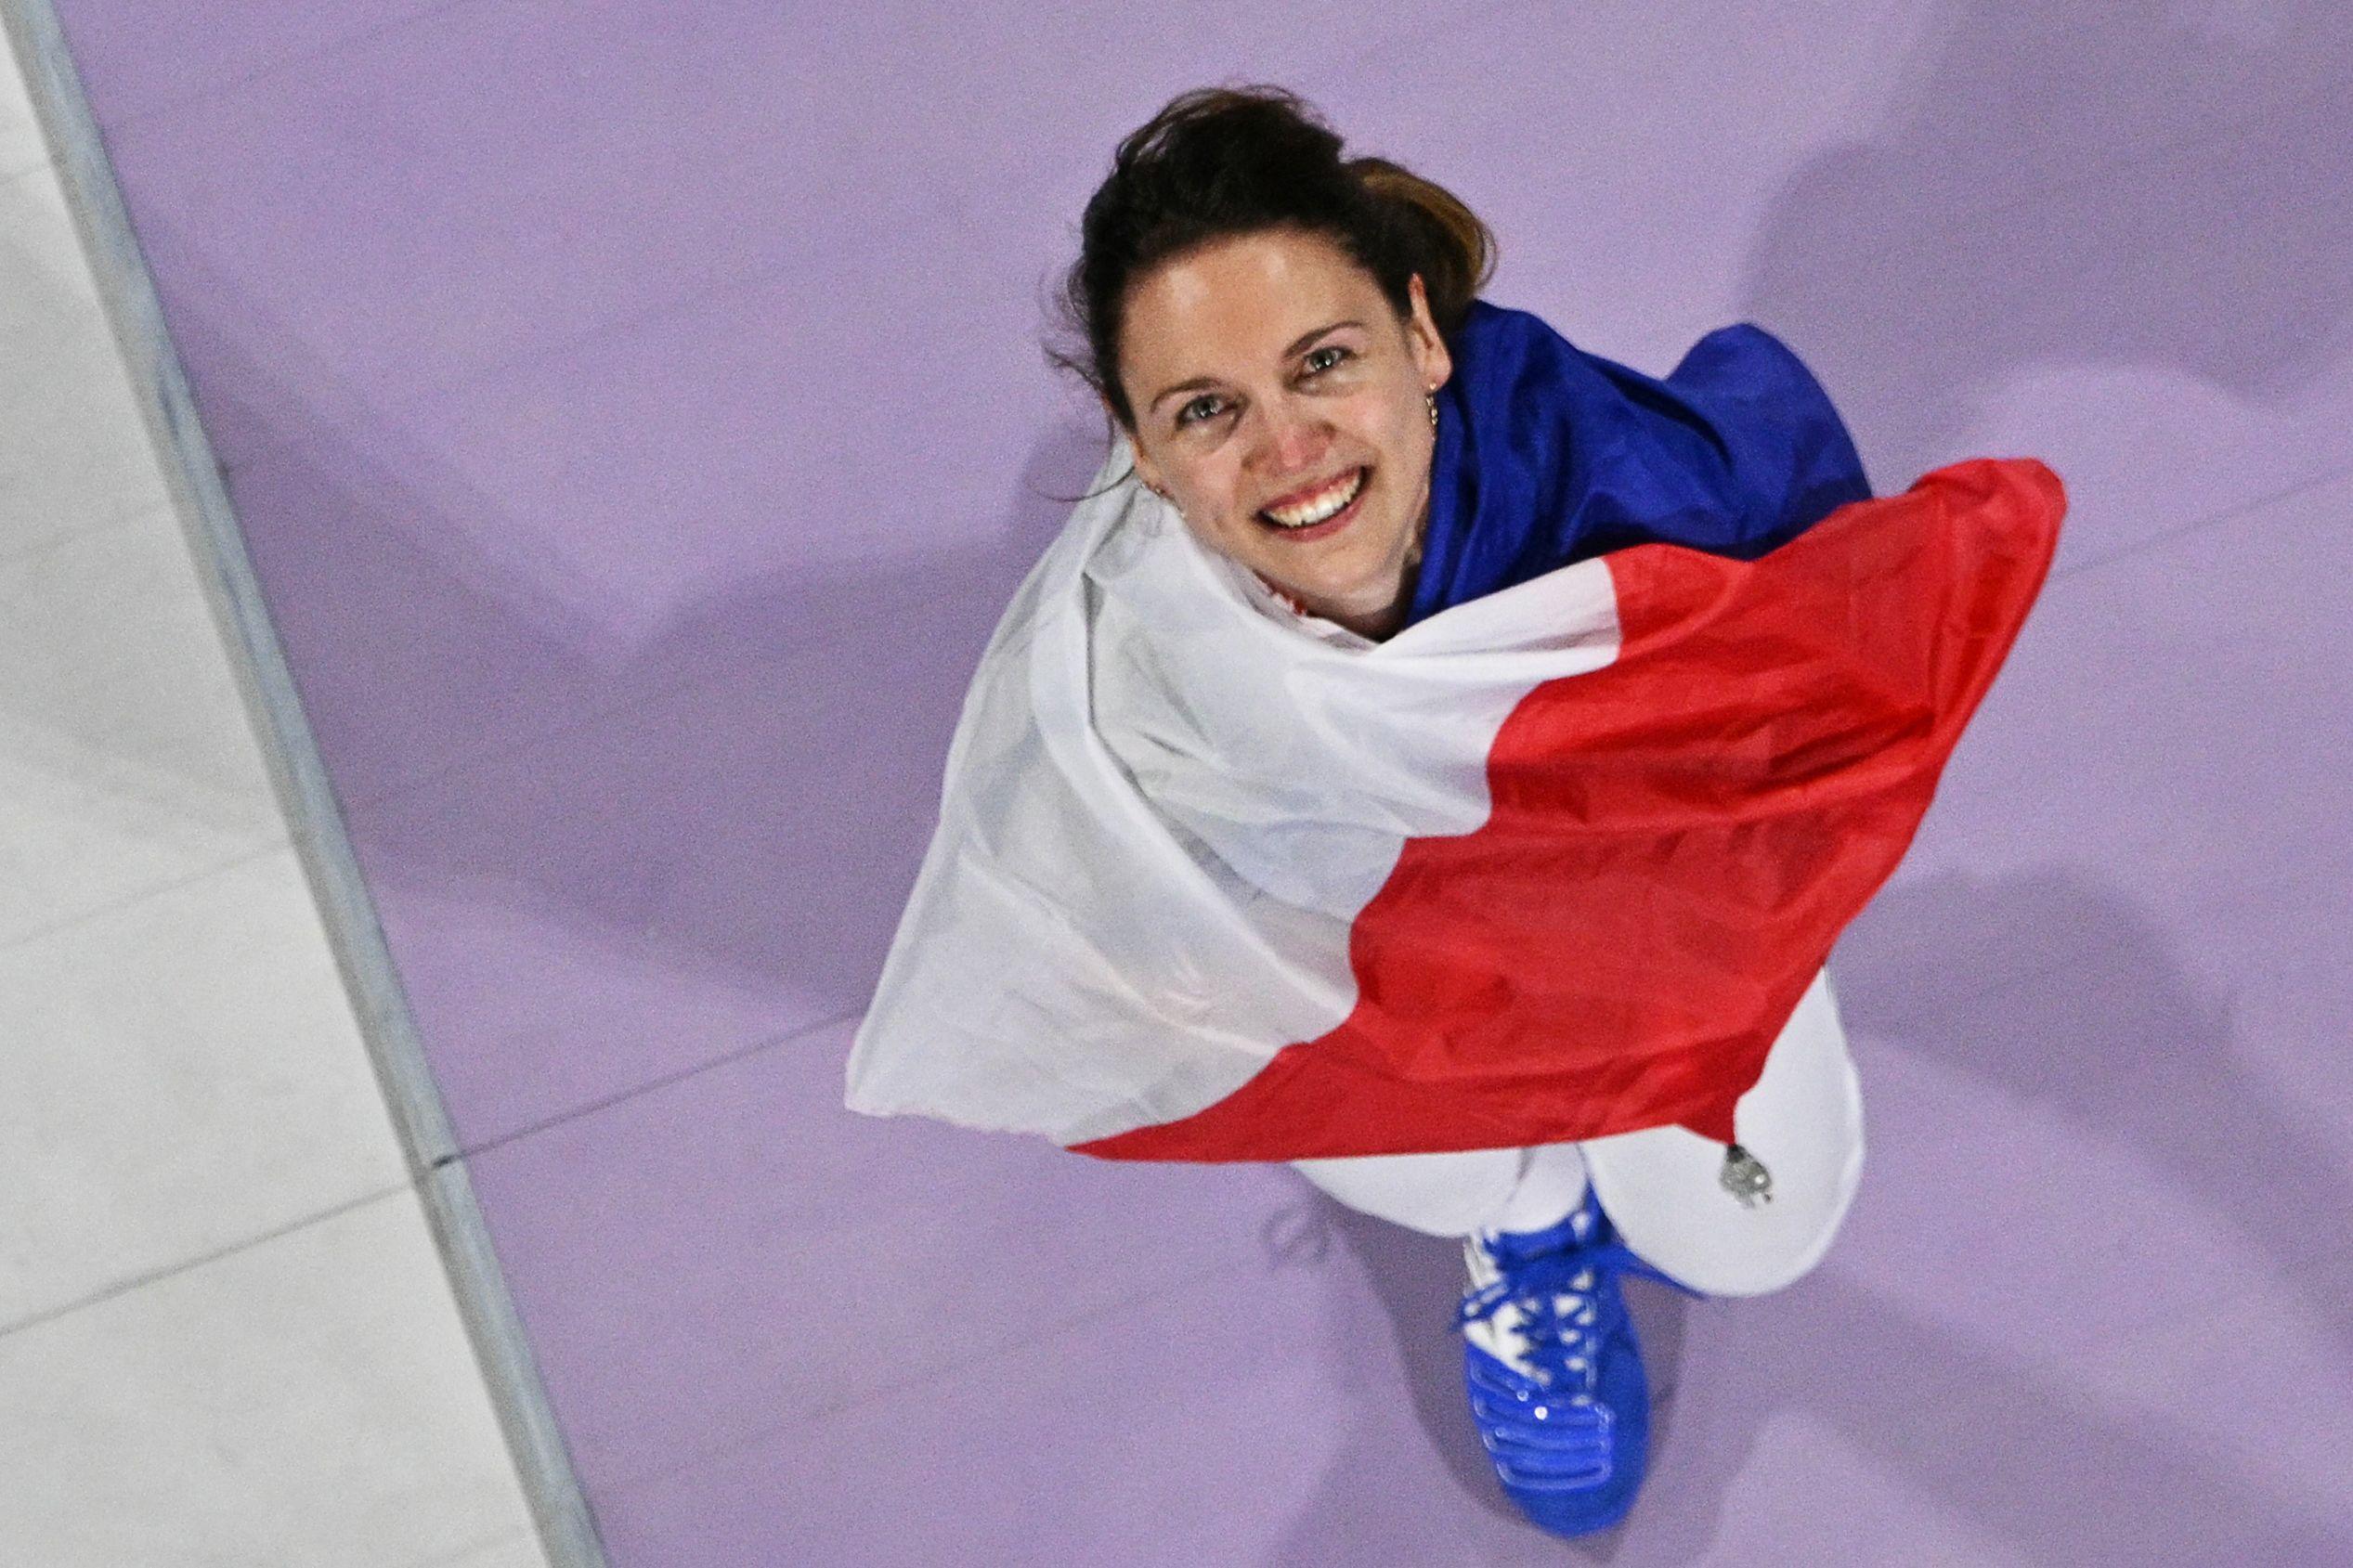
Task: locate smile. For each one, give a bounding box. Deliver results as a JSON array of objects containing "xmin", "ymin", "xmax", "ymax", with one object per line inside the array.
[{"xmin": 1256, "ymin": 467, "xmax": 1369, "ymax": 537}]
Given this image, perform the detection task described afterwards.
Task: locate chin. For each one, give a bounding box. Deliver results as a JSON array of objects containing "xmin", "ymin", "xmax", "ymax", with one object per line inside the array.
[{"xmin": 1290, "ymin": 570, "xmax": 1401, "ymax": 627}]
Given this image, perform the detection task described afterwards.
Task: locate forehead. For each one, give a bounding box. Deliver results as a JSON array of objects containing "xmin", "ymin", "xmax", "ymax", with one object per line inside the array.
[{"xmin": 1121, "ymin": 228, "xmax": 1386, "ymax": 379}]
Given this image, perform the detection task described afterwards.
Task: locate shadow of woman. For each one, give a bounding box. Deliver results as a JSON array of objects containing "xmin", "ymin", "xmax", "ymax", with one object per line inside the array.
[
  {"xmin": 1834, "ymin": 865, "xmax": 2353, "ymax": 1373},
  {"xmin": 1740, "ymin": 0, "xmax": 2353, "ymax": 487},
  {"xmin": 1257, "ymin": 865, "xmax": 2351, "ymax": 1562},
  {"xmin": 84, "ymin": 243, "xmax": 1119, "ymax": 1144}
]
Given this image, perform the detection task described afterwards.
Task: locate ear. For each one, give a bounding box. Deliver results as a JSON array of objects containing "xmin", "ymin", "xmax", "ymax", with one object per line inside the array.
[{"xmin": 1404, "ymin": 273, "xmax": 1453, "ymax": 393}]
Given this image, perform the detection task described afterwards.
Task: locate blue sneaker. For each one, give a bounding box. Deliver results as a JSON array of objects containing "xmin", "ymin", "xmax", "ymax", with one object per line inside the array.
[{"xmin": 1456, "ymin": 1186, "xmax": 1701, "ymax": 1536}]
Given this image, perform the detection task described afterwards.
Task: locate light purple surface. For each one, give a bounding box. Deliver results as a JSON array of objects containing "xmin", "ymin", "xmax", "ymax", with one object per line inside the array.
[{"xmin": 51, "ymin": 0, "xmax": 2353, "ymax": 1560}]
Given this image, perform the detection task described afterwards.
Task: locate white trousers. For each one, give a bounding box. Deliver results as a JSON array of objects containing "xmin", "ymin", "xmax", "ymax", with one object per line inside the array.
[
  {"xmin": 1293, "ymin": 1141, "xmax": 1592, "ymax": 1240},
  {"xmin": 1288, "ymin": 969, "xmax": 1866, "ymax": 1297}
]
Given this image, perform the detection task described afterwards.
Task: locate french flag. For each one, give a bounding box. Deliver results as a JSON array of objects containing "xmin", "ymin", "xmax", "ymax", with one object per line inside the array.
[{"xmin": 843, "ymin": 431, "xmax": 2063, "ymax": 1170}]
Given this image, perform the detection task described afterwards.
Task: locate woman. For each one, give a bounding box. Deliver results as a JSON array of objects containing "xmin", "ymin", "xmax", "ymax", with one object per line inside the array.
[{"xmin": 847, "ymin": 85, "xmax": 2060, "ymax": 1538}]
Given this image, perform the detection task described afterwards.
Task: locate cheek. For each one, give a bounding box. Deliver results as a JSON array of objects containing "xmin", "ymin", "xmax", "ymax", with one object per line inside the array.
[
  {"xmin": 1202, "ymin": 465, "xmax": 1256, "ymax": 527},
  {"xmin": 1372, "ymin": 407, "xmax": 1429, "ymax": 487},
  {"xmin": 1366, "ymin": 397, "xmax": 1424, "ymax": 460}
]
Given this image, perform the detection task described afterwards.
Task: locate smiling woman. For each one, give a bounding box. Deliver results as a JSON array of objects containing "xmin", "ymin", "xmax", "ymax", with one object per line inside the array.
[
  {"xmin": 849, "ymin": 84, "xmax": 2060, "ymax": 1542},
  {"xmin": 1050, "ymin": 88, "xmax": 1488, "ymax": 640},
  {"xmin": 1115, "ymin": 228, "xmax": 1450, "ymax": 638}
]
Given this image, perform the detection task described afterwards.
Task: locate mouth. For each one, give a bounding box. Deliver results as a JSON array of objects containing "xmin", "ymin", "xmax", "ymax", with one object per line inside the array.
[{"xmin": 1254, "ymin": 466, "xmax": 1370, "ymax": 543}]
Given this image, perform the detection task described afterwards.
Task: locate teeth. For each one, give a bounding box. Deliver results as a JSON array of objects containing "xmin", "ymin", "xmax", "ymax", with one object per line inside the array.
[{"xmin": 1261, "ymin": 468, "xmax": 1364, "ymax": 528}]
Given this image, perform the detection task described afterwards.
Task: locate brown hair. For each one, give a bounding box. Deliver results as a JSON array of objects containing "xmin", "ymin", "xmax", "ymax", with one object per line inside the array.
[{"xmin": 1048, "ymin": 84, "xmax": 1496, "ymax": 440}]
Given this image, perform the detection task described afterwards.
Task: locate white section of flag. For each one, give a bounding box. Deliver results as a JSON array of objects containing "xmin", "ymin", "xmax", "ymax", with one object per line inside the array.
[{"xmin": 845, "ymin": 435, "xmax": 1623, "ymax": 1145}]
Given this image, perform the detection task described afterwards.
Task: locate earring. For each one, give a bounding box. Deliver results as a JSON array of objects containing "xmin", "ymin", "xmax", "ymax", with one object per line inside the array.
[{"xmin": 1425, "ymin": 389, "xmax": 1438, "ymax": 430}]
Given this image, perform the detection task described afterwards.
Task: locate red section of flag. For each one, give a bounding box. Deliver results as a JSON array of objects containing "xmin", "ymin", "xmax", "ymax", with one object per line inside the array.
[{"xmin": 1076, "ymin": 459, "xmax": 2064, "ymax": 1162}]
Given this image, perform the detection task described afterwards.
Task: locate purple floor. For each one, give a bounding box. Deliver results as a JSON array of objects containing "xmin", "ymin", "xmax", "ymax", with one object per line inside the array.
[{"xmin": 51, "ymin": 1, "xmax": 2353, "ymax": 1560}]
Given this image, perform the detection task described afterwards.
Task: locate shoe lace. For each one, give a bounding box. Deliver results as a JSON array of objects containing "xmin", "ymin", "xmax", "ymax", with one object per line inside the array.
[{"xmin": 1456, "ymin": 1228, "xmax": 1700, "ymax": 1392}]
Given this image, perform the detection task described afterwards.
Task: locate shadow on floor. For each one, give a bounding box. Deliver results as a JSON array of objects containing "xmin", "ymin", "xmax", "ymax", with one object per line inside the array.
[
  {"xmin": 1252, "ymin": 866, "xmax": 2349, "ymax": 1563},
  {"xmin": 1742, "ymin": 0, "xmax": 2353, "ymax": 486}
]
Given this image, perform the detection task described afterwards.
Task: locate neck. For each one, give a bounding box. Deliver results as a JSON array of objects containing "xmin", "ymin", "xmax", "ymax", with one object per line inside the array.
[
  {"xmin": 1295, "ymin": 553, "xmax": 1421, "ymax": 641},
  {"xmin": 1325, "ymin": 512, "xmax": 1427, "ymax": 642}
]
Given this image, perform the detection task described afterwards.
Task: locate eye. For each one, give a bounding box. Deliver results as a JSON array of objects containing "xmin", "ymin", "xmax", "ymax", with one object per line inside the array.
[
  {"xmin": 1303, "ymin": 344, "xmax": 1353, "ymax": 375},
  {"xmin": 1176, "ymin": 395, "xmax": 1226, "ymax": 429}
]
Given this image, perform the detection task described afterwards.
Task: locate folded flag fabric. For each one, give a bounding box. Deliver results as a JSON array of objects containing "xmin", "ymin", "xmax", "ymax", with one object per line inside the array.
[
  {"xmin": 845, "ymin": 304, "xmax": 2063, "ymax": 1166},
  {"xmin": 1407, "ymin": 300, "xmax": 1879, "ymax": 626}
]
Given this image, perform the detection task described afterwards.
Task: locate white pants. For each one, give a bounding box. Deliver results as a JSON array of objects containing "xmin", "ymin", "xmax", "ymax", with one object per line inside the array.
[
  {"xmin": 1293, "ymin": 1141, "xmax": 1592, "ymax": 1240},
  {"xmin": 1288, "ymin": 969, "xmax": 1866, "ymax": 1298}
]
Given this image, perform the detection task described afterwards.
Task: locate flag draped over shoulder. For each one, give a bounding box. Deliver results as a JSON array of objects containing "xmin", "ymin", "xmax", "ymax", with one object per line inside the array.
[
  {"xmin": 1407, "ymin": 300, "xmax": 1878, "ymax": 622},
  {"xmin": 844, "ymin": 300, "xmax": 2063, "ymax": 1164}
]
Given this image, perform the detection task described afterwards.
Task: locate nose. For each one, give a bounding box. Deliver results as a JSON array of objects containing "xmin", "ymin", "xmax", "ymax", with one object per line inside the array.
[{"xmin": 1248, "ymin": 394, "xmax": 1335, "ymax": 480}]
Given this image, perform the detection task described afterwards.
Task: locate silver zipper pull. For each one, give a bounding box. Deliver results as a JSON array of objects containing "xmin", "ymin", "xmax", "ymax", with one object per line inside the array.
[{"xmin": 1720, "ymin": 1142, "xmax": 1774, "ymax": 1208}]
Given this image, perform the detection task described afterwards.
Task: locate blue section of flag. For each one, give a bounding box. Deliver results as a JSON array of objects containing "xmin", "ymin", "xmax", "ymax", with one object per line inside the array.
[{"xmin": 1408, "ymin": 300, "xmax": 1873, "ymax": 626}]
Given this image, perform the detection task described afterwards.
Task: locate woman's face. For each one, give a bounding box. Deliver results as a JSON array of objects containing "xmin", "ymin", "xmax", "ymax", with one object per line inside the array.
[{"xmin": 1114, "ymin": 227, "xmax": 1451, "ymax": 640}]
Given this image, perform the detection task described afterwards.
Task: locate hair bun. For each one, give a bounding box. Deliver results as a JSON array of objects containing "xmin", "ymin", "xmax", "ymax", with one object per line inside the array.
[{"xmin": 1346, "ymin": 155, "xmax": 1495, "ymax": 337}]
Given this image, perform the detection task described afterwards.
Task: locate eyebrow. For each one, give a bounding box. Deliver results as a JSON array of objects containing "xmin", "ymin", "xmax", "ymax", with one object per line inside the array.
[{"xmin": 1148, "ymin": 319, "xmax": 1365, "ymax": 414}]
